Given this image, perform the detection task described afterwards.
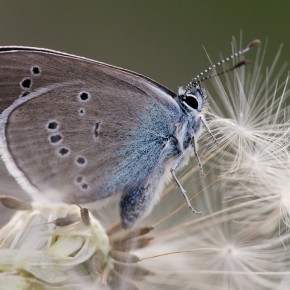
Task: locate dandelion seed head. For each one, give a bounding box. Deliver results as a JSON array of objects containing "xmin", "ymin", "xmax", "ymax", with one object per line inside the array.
[
  {"xmin": 201, "ymin": 43, "xmax": 290, "ymax": 179},
  {"xmin": 1, "ymin": 39, "xmax": 290, "ymax": 290}
]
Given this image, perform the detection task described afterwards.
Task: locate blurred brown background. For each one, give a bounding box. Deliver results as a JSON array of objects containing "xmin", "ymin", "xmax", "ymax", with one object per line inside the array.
[{"xmin": 0, "ymin": 0, "xmax": 289, "ymax": 222}]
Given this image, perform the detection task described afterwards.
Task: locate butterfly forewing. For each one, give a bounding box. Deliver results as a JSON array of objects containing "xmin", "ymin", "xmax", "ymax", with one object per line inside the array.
[{"xmin": 0, "ymin": 48, "xmax": 180, "ymax": 203}]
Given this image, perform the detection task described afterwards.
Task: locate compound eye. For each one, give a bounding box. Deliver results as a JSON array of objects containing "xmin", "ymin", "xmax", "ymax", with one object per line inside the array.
[{"xmin": 185, "ymin": 95, "xmax": 199, "ymax": 110}]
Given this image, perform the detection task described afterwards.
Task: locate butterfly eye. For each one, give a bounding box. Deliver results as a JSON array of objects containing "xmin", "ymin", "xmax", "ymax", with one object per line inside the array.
[{"xmin": 185, "ymin": 95, "xmax": 199, "ymax": 110}]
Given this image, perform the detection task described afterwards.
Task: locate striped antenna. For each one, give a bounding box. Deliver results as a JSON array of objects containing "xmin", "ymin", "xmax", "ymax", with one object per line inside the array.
[
  {"xmin": 185, "ymin": 39, "xmax": 260, "ymax": 90},
  {"xmin": 194, "ymin": 59, "xmax": 251, "ymax": 83}
]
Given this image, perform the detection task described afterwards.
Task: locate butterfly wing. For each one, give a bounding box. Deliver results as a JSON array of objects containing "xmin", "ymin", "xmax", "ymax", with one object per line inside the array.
[
  {"xmin": 0, "ymin": 47, "xmax": 181, "ymax": 205},
  {"xmin": 0, "ymin": 46, "xmax": 176, "ymax": 113}
]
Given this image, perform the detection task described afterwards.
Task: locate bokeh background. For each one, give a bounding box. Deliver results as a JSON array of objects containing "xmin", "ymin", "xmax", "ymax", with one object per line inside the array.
[
  {"xmin": 0, "ymin": 0, "xmax": 289, "ymax": 220},
  {"xmin": 0, "ymin": 1, "xmax": 289, "ymax": 89}
]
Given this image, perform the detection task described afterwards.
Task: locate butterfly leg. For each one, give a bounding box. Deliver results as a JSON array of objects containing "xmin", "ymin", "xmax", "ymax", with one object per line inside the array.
[
  {"xmin": 120, "ymin": 185, "xmax": 154, "ymax": 228},
  {"xmin": 191, "ymin": 136, "xmax": 204, "ymax": 175},
  {"xmin": 200, "ymin": 117, "xmax": 218, "ymax": 146},
  {"xmin": 170, "ymin": 158, "xmax": 202, "ymax": 215}
]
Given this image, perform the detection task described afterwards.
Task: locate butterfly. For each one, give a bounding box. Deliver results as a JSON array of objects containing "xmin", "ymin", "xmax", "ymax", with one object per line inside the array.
[{"xmin": 0, "ymin": 40, "xmax": 259, "ymax": 228}]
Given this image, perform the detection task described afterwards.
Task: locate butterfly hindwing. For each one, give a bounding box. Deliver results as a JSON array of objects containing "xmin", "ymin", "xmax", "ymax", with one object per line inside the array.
[{"xmin": 0, "ymin": 48, "xmax": 181, "ymax": 206}]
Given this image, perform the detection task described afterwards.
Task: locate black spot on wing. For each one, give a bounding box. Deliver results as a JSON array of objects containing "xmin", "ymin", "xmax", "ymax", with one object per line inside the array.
[
  {"xmin": 31, "ymin": 66, "xmax": 41, "ymax": 75},
  {"xmin": 58, "ymin": 147, "xmax": 70, "ymax": 156},
  {"xmin": 94, "ymin": 122, "xmax": 100, "ymax": 138},
  {"xmin": 75, "ymin": 156, "xmax": 87, "ymax": 167},
  {"xmin": 20, "ymin": 78, "xmax": 32, "ymax": 89},
  {"xmin": 50, "ymin": 134, "xmax": 62, "ymax": 144}
]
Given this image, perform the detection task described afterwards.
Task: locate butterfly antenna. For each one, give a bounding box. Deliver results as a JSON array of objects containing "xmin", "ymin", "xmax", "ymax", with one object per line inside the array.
[
  {"xmin": 185, "ymin": 39, "xmax": 260, "ymax": 90},
  {"xmin": 197, "ymin": 59, "xmax": 251, "ymax": 83}
]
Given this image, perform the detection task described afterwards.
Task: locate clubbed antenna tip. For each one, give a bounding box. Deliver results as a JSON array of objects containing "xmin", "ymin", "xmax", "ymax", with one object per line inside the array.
[
  {"xmin": 248, "ymin": 39, "xmax": 261, "ymax": 49},
  {"xmin": 185, "ymin": 38, "xmax": 261, "ymax": 90}
]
